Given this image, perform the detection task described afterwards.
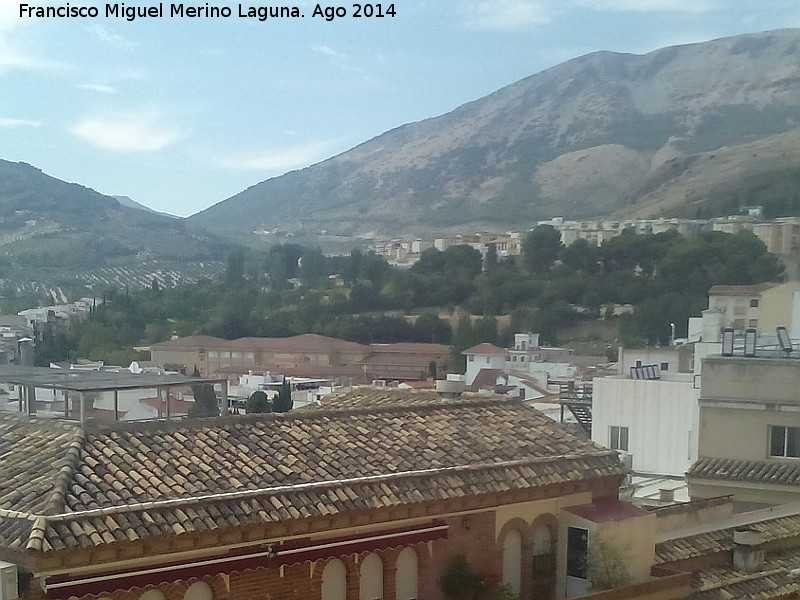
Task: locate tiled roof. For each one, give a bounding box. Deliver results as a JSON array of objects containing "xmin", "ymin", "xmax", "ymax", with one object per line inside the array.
[
  {"xmin": 707, "ymin": 283, "xmax": 780, "ymax": 296},
  {"xmin": 151, "ymin": 335, "xmax": 230, "ymax": 349},
  {"xmin": 692, "ymin": 547, "xmax": 800, "ymax": 600},
  {"xmin": 688, "ymin": 457, "xmax": 800, "ymax": 487},
  {"xmin": 152, "ymin": 334, "xmax": 368, "ymax": 353},
  {"xmin": 313, "ymin": 389, "xmax": 508, "ymax": 410},
  {"xmin": 470, "ymin": 369, "xmax": 503, "ymax": 390},
  {"xmin": 231, "ymin": 334, "xmax": 368, "ymax": 353},
  {"xmin": 367, "ymin": 343, "xmax": 450, "ymax": 355},
  {"xmin": 656, "ymin": 513, "xmax": 800, "ymax": 564},
  {"xmin": 463, "ymin": 343, "xmax": 507, "ymax": 355},
  {"xmin": 0, "ymin": 399, "xmax": 623, "ymax": 553}
]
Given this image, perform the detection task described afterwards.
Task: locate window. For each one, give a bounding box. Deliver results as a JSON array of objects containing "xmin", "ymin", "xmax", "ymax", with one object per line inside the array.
[
  {"xmin": 468, "ymin": 355, "xmax": 474, "ymax": 362},
  {"xmin": 395, "ymin": 548, "xmax": 418, "ymax": 600},
  {"xmin": 660, "ymin": 362, "xmax": 669, "ymax": 371},
  {"xmin": 183, "ymin": 582, "xmax": 213, "ymax": 600},
  {"xmin": 750, "ymin": 298, "xmax": 759, "ymax": 308},
  {"xmin": 359, "ymin": 553, "xmax": 383, "ymax": 600},
  {"xmin": 748, "ymin": 319, "xmax": 758, "ymax": 328},
  {"xmin": 566, "ymin": 527, "xmax": 588, "ymax": 579},
  {"xmin": 770, "ymin": 426, "xmax": 799, "ymax": 458},
  {"xmin": 322, "ymin": 559, "xmax": 347, "ymax": 600},
  {"xmin": 610, "ymin": 426, "xmax": 629, "ymax": 451},
  {"xmin": 502, "ymin": 530, "xmax": 522, "ymax": 594}
]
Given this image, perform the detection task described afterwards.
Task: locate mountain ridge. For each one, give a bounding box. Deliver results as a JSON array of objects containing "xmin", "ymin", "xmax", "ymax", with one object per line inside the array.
[
  {"xmin": 0, "ymin": 160, "xmax": 235, "ymax": 294},
  {"xmin": 189, "ymin": 28, "xmax": 800, "ymax": 238}
]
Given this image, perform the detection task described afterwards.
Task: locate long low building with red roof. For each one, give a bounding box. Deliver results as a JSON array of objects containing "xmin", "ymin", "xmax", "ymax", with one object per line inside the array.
[{"xmin": 151, "ymin": 334, "xmax": 449, "ymax": 381}]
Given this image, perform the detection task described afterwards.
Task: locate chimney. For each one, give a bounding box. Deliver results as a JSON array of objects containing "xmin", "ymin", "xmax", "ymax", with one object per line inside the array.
[{"xmin": 733, "ymin": 529, "xmax": 765, "ymax": 573}]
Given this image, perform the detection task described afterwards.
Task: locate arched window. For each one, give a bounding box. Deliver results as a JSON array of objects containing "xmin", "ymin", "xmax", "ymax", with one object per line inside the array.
[
  {"xmin": 322, "ymin": 559, "xmax": 348, "ymax": 600},
  {"xmin": 359, "ymin": 553, "xmax": 383, "ymax": 600},
  {"xmin": 533, "ymin": 524, "xmax": 555, "ymax": 577},
  {"xmin": 502, "ymin": 529, "xmax": 523, "ymax": 594},
  {"xmin": 183, "ymin": 582, "xmax": 213, "ymax": 600},
  {"xmin": 395, "ymin": 547, "xmax": 418, "ymax": 600},
  {"xmin": 139, "ymin": 591, "xmax": 166, "ymax": 600}
]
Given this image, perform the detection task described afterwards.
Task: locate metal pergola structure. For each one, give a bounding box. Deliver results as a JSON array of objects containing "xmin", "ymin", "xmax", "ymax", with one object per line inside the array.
[{"xmin": 0, "ymin": 366, "xmax": 229, "ymax": 424}]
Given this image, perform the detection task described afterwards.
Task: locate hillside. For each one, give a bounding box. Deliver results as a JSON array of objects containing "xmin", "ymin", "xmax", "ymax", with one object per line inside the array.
[
  {"xmin": 189, "ymin": 29, "xmax": 800, "ymax": 238},
  {"xmin": 0, "ymin": 160, "xmax": 233, "ymax": 295}
]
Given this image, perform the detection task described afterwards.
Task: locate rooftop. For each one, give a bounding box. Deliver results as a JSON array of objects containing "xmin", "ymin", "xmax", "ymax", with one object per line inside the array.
[
  {"xmin": 0, "ymin": 365, "xmax": 223, "ymax": 392},
  {"xmin": 463, "ymin": 343, "xmax": 507, "ymax": 355},
  {"xmin": 687, "ymin": 457, "xmax": 800, "ymax": 488},
  {"xmin": 0, "ymin": 397, "xmax": 624, "ymax": 556}
]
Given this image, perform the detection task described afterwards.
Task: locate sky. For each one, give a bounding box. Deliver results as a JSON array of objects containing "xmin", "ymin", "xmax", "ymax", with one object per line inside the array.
[{"xmin": 1, "ymin": 1, "xmax": 800, "ymax": 217}]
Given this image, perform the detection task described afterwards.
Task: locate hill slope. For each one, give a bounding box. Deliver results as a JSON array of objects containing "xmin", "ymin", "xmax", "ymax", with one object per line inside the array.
[
  {"xmin": 190, "ymin": 29, "xmax": 800, "ymax": 238},
  {"xmin": 0, "ymin": 160, "xmax": 233, "ymax": 294}
]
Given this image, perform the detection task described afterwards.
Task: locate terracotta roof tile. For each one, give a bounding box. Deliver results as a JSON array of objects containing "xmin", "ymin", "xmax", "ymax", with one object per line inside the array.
[
  {"xmin": 1, "ymin": 398, "xmax": 623, "ymax": 552},
  {"xmin": 656, "ymin": 513, "xmax": 800, "ymax": 565},
  {"xmin": 688, "ymin": 458, "xmax": 800, "ymax": 487},
  {"xmin": 463, "ymin": 343, "xmax": 508, "ymax": 355},
  {"xmin": 692, "ymin": 547, "xmax": 800, "ymax": 600}
]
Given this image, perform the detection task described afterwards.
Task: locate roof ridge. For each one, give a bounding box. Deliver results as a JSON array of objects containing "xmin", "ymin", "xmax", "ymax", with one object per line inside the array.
[
  {"xmin": 35, "ymin": 451, "xmax": 620, "ymax": 521},
  {"xmin": 85, "ymin": 396, "xmax": 521, "ymax": 435},
  {"xmin": 696, "ymin": 565, "xmax": 791, "ymax": 592},
  {"xmin": 42, "ymin": 429, "xmax": 86, "ymax": 517}
]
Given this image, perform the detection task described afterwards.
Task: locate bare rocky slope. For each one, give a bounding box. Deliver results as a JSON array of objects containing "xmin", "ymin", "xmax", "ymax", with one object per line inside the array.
[{"xmin": 189, "ymin": 29, "xmax": 800, "ymax": 238}]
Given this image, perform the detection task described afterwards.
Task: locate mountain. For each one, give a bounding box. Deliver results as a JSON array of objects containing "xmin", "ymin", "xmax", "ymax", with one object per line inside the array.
[
  {"xmin": 0, "ymin": 160, "xmax": 234, "ymax": 294},
  {"xmin": 190, "ymin": 29, "xmax": 800, "ymax": 239},
  {"xmin": 112, "ymin": 195, "xmax": 177, "ymax": 219}
]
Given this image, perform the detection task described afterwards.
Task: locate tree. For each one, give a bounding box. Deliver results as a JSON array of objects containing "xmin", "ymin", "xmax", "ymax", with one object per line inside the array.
[
  {"xmin": 440, "ymin": 554, "xmax": 483, "ymax": 599},
  {"xmin": 246, "ymin": 390, "xmax": 272, "ymax": 414},
  {"xmin": 587, "ymin": 534, "xmax": 632, "ymax": 592},
  {"xmin": 522, "ymin": 225, "xmax": 563, "ymax": 275},
  {"xmin": 484, "ymin": 243, "xmax": 498, "ymax": 272},
  {"xmin": 414, "ymin": 311, "xmax": 452, "ymax": 344},
  {"xmin": 273, "ymin": 378, "xmax": 293, "ymax": 413},
  {"xmin": 189, "ymin": 372, "xmax": 219, "ymax": 418},
  {"xmin": 226, "ymin": 248, "xmax": 246, "ymax": 284},
  {"xmin": 492, "ymin": 584, "xmax": 520, "ymax": 600}
]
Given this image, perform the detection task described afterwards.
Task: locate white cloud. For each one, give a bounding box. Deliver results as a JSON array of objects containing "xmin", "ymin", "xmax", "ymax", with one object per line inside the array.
[
  {"xmin": 72, "ymin": 109, "xmax": 181, "ymax": 152},
  {"xmin": 88, "ymin": 24, "xmax": 137, "ymax": 49},
  {"xmin": 575, "ymin": 0, "xmax": 717, "ymax": 12},
  {"xmin": 0, "ymin": 118, "xmax": 42, "ymax": 128},
  {"xmin": 213, "ymin": 141, "xmax": 336, "ymax": 171},
  {"xmin": 312, "ymin": 45, "xmax": 349, "ymax": 60},
  {"xmin": 0, "ymin": 3, "xmax": 75, "ymax": 75},
  {"xmin": 463, "ymin": 0, "xmax": 553, "ymax": 30},
  {"xmin": 77, "ymin": 83, "xmax": 119, "ymax": 94}
]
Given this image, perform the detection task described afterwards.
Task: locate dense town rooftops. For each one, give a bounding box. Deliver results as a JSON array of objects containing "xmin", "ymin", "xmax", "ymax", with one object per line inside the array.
[{"xmin": 0, "ymin": 397, "xmax": 624, "ymax": 556}]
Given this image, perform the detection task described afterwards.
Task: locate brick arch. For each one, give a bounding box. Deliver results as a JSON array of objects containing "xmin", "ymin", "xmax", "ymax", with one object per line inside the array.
[
  {"xmin": 531, "ymin": 512, "xmax": 559, "ymax": 554},
  {"xmin": 163, "ymin": 573, "xmax": 230, "ymax": 600},
  {"xmin": 358, "ymin": 551, "xmax": 385, "ymax": 600},
  {"xmin": 496, "ymin": 516, "xmax": 534, "ymax": 545}
]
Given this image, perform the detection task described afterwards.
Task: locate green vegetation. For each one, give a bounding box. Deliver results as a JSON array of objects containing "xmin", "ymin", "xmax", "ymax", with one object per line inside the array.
[
  {"xmin": 246, "ymin": 390, "xmax": 272, "ymax": 414},
  {"xmin": 440, "ymin": 554, "xmax": 483, "ymax": 599},
  {"xmin": 29, "ymin": 227, "xmax": 783, "ymax": 367}
]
